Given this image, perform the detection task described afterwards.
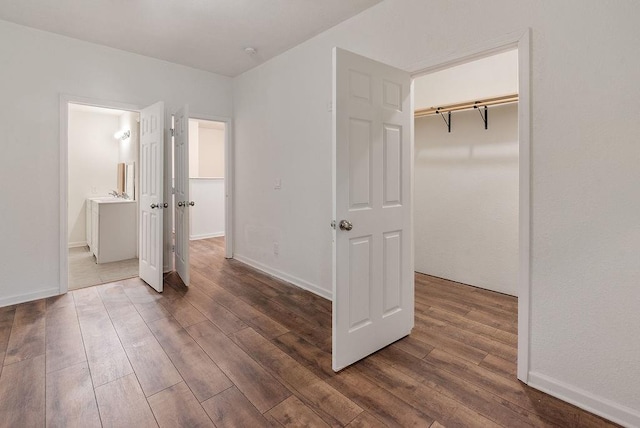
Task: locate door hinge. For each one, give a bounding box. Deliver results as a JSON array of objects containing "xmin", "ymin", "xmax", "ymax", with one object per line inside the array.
[
  {"xmin": 330, "ymin": 220, "xmax": 336, "ymax": 229},
  {"xmin": 171, "ymin": 244, "xmax": 175, "ymax": 253},
  {"xmin": 170, "ymin": 128, "xmax": 175, "ymax": 137}
]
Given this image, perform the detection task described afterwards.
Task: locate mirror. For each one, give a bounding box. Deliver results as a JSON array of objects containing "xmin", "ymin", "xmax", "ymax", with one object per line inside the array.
[
  {"xmin": 125, "ymin": 162, "xmax": 135, "ymax": 200},
  {"xmin": 117, "ymin": 162, "xmax": 125, "ymax": 194}
]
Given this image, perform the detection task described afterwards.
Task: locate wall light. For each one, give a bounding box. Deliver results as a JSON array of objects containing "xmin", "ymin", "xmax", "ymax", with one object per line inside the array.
[{"xmin": 114, "ymin": 130, "xmax": 131, "ymax": 140}]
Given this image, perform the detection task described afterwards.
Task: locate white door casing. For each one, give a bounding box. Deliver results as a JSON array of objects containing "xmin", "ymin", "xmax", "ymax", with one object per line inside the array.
[
  {"xmin": 173, "ymin": 106, "xmax": 190, "ymax": 286},
  {"xmin": 332, "ymin": 48, "xmax": 414, "ymax": 371},
  {"xmin": 139, "ymin": 101, "xmax": 165, "ymax": 292}
]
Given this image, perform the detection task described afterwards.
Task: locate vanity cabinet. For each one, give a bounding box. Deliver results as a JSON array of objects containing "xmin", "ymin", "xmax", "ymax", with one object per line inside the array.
[{"xmin": 86, "ymin": 198, "xmax": 137, "ymax": 263}]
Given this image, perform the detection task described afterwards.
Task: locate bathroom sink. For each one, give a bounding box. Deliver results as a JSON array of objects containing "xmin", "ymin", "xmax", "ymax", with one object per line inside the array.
[{"xmin": 90, "ymin": 196, "xmax": 132, "ymax": 203}]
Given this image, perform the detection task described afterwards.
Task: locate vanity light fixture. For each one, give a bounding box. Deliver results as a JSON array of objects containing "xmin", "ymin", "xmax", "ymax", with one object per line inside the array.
[{"xmin": 114, "ymin": 130, "xmax": 131, "ymax": 140}]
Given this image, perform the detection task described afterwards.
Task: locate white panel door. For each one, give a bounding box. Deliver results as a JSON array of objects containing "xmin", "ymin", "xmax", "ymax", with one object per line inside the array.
[
  {"xmin": 332, "ymin": 48, "xmax": 413, "ymax": 371},
  {"xmin": 139, "ymin": 101, "xmax": 165, "ymax": 292},
  {"xmin": 173, "ymin": 106, "xmax": 190, "ymax": 286}
]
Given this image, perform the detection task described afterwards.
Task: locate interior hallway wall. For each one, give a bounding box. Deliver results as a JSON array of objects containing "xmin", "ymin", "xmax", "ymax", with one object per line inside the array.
[
  {"xmin": 415, "ymin": 104, "xmax": 519, "ymax": 296},
  {"xmin": 0, "ymin": 19, "xmax": 233, "ymax": 307},
  {"xmin": 198, "ymin": 127, "xmax": 225, "ymax": 178},
  {"xmin": 232, "ymin": 0, "xmax": 640, "ymax": 423},
  {"xmin": 188, "ymin": 119, "xmax": 200, "ymax": 177}
]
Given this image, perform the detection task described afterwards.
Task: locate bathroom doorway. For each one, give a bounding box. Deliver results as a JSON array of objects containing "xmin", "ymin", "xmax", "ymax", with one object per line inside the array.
[{"xmin": 66, "ymin": 102, "xmax": 141, "ymax": 290}]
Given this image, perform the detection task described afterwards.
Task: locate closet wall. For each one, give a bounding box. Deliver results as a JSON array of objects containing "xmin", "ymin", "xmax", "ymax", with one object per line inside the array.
[{"xmin": 415, "ymin": 104, "xmax": 519, "ymax": 295}]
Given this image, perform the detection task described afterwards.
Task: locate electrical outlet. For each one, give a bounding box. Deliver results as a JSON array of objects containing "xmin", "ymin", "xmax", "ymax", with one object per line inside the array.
[{"xmin": 273, "ymin": 242, "xmax": 279, "ymax": 255}]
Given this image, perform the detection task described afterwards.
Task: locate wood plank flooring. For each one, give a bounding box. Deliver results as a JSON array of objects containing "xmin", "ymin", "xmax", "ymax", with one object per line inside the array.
[{"xmin": 0, "ymin": 237, "xmax": 619, "ymax": 427}]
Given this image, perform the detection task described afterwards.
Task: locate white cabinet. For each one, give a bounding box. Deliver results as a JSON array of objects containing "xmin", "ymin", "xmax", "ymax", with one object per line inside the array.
[{"xmin": 86, "ymin": 198, "xmax": 137, "ymax": 264}]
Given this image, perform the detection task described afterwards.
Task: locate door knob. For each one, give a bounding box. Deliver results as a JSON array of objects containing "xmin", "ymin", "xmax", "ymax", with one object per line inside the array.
[
  {"xmin": 177, "ymin": 201, "xmax": 185, "ymax": 207},
  {"xmin": 339, "ymin": 220, "xmax": 353, "ymax": 231},
  {"xmin": 150, "ymin": 203, "xmax": 159, "ymax": 209},
  {"xmin": 163, "ymin": 203, "xmax": 168, "ymax": 208},
  {"xmin": 188, "ymin": 201, "xmax": 195, "ymax": 207}
]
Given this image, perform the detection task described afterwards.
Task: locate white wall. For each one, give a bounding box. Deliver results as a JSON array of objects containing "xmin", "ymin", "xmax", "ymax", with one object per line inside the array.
[
  {"xmin": 198, "ymin": 127, "xmax": 225, "ymax": 177},
  {"xmin": 118, "ymin": 112, "xmax": 139, "ymax": 166},
  {"xmin": 188, "ymin": 119, "xmax": 200, "ymax": 177},
  {"xmin": 190, "ymin": 179, "xmax": 225, "ymax": 240},
  {"xmin": 0, "ymin": 19, "xmax": 232, "ymax": 307},
  {"xmin": 415, "ymin": 104, "xmax": 519, "ymax": 296},
  {"xmin": 67, "ymin": 109, "xmax": 120, "ymax": 246},
  {"xmin": 414, "ymin": 49, "xmax": 518, "ymax": 109},
  {"xmin": 232, "ymin": 0, "xmax": 640, "ymax": 424}
]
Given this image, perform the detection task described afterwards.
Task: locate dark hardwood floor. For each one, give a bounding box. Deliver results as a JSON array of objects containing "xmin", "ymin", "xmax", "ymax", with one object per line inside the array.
[{"xmin": 0, "ymin": 237, "xmax": 618, "ymax": 427}]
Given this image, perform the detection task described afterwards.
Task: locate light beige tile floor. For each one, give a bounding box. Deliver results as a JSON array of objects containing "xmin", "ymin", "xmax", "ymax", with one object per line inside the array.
[{"xmin": 68, "ymin": 247, "xmax": 138, "ymax": 290}]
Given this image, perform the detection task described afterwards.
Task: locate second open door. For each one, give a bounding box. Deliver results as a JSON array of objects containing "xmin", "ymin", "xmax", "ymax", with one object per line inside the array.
[{"xmin": 173, "ymin": 105, "xmax": 191, "ymax": 286}]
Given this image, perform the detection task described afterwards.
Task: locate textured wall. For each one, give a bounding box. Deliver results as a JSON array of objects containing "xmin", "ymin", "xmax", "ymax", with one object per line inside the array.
[{"xmin": 232, "ymin": 0, "xmax": 640, "ymax": 423}]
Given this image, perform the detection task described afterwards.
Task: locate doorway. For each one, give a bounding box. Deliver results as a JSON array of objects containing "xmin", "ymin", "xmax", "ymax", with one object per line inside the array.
[
  {"xmin": 66, "ymin": 102, "xmax": 140, "ymax": 290},
  {"xmin": 407, "ymin": 32, "xmax": 531, "ymax": 381},
  {"xmin": 187, "ymin": 119, "xmax": 227, "ymax": 243}
]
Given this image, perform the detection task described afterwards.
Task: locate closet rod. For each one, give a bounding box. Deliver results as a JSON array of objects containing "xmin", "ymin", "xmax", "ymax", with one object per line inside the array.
[{"xmin": 414, "ymin": 93, "xmax": 518, "ymax": 118}]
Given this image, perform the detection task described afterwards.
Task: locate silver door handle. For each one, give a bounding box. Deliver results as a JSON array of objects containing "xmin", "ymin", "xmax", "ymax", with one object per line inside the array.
[
  {"xmin": 188, "ymin": 201, "xmax": 195, "ymax": 207},
  {"xmin": 339, "ymin": 220, "xmax": 353, "ymax": 231}
]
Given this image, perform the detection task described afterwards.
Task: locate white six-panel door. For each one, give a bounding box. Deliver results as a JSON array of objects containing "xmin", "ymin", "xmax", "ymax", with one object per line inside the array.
[
  {"xmin": 139, "ymin": 101, "xmax": 165, "ymax": 292},
  {"xmin": 173, "ymin": 106, "xmax": 190, "ymax": 286},
  {"xmin": 332, "ymin": 48, "xmax": 413, "ymax": 371}
]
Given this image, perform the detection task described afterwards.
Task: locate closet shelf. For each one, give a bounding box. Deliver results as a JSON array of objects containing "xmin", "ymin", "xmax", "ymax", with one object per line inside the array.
[{"xmin": 414, "ymin": 93, "xmax": 518, "ymax": 118}]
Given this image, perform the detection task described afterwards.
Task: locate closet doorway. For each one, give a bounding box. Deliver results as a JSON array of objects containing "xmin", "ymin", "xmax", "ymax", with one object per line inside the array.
[{"xmin": 408, "ymin": 33, "xmax": 531, "ymax": 381}]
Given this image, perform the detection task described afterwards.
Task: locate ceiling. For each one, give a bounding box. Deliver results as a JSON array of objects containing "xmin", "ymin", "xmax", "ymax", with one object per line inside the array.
[{"xmin": 0, "ymin": 0, "xmax": 382, "ymax": 77}]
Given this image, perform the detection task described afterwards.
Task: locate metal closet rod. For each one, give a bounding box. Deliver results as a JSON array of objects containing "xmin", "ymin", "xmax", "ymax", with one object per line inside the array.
[{"xmin": 414, "ymin": 93, "xmax": 518, "ymax": 118}]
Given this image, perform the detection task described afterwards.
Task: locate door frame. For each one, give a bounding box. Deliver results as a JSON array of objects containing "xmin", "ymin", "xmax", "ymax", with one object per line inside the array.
[
  {"xmin": 188, "ymin": 113, "xmax": 234, "ymax": 259},
  {"xmin": 59, "ymin": 94, "xmax": 142, "ymax": 295},
  {"xmin": 406, "ymin": 28, "xmax": 531, "ymax": 382}
]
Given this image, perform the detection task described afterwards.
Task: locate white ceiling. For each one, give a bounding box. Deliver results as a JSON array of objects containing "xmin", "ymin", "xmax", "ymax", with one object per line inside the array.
[{"xmin": 0, "ymin": 0, "xmax": 382, "ymax": 77}]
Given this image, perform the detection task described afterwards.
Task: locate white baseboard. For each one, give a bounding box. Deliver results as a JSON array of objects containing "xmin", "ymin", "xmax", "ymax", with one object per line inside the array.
[
  {"xmin": 0, "ymin": 287, "xmax": 60, "ymax": 308},
  {"xmin": 233, "ymin": 253, "xmax": 332, "ymax": 301},
  {"xmin": 68, "ymin": 241, "xmax": 87, "ymax": 248},
  {"xmin": 190, "ymin": 232, "xmax": 225, "ymax": 241},
  {"xmin": 528, "ymin": 372, "xmax": 640, "ymax": 428}
]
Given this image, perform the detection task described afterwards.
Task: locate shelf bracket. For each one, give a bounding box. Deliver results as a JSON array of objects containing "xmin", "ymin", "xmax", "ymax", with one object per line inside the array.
[
  {"xmin": 438, "ymin": 110, "xmax": 451, "ymax": 133},
  {"xmin": 475, "ymin": 104, "xmax": 488, "ymax": 130}
]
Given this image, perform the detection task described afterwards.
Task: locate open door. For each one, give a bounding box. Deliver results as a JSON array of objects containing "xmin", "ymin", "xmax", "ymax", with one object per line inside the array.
[
  {"xmin": 332, "ymin": 48, "xmax": 413, "ymax": 371},
  {"xmin": 139, "ymin": 101, "xmax": 165, "ymax": 292},
  {"xmin": 173, "ymin": 106, "xmax": 191, "ymax": 286}
]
